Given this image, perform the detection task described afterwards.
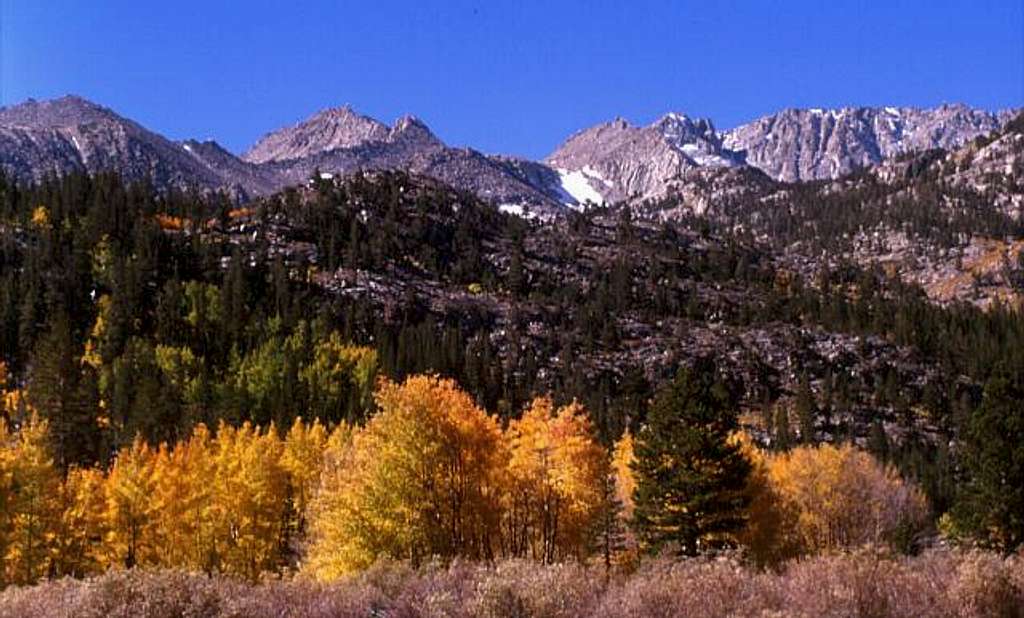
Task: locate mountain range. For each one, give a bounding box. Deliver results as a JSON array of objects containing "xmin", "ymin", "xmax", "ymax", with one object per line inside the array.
[{"xmin": 0, "ymin": 95, "xmax": 1014, "ymax": 213}]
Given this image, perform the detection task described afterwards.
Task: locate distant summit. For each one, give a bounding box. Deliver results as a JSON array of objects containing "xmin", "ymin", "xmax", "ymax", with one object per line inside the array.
[
  {"xmin": 243, "ymin": 105, "xmax": 391, "ymax": 164},
  {"xmin": 0, "ymin": 95, "xmax": 1015, "ymax": 212}
]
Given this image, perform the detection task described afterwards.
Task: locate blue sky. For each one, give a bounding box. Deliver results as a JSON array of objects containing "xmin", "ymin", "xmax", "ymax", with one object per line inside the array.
[{"xmin": 0, "ymin": 0, "xmax": 1021, "ymax": 159}]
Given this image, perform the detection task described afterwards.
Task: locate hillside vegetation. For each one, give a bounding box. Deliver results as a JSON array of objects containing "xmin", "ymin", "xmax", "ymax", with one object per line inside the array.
[{"xmin": 0, "ymin": 169, "xmax": 1021, "ymax": 611}]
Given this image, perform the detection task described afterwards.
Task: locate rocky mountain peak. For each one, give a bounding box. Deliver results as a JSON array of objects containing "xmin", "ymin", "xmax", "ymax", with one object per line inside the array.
[
  {"xmin": 0, "ymin": 94, "xmax": 124, "ymax": 129},
  {"xmin": 546, "ymin": 112, "xmax": 742, "ymax": 204},
  {"xmin": 242, "ymin": 104, "xmax": 391, "ymax": 164},
  {"xmin": 390, "ymin": 115, "xmax": 441, "ymax": 147}
]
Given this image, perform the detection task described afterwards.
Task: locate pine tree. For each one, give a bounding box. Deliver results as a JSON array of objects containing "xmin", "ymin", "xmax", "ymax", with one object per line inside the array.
[
  {"xmin": 631, "ymin": 358, "xmax": 752, "ymax": 556},
  {"xmin": 795, "ymin": 372, "xmax": 817, "ymax": 444},
  {"xmin": 953, "ymin": 368, "xmax": 1024, "ymax": 552},
  {"xmin": 591, "ymin": 460, "xmax": 626, "ymax": 573},
  {"xmin": 773, "ymin": 404, "xmax": 793, "ymax": 451},
  {"xmin": 27, "ymin": 312, "xmax": 100, "ymax": 468}
]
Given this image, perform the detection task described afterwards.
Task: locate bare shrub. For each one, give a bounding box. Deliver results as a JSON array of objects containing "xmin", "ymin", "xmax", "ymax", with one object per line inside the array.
[{"xmin": 0, "ymin": 550, "xmax": 1020, "ymax": 618}]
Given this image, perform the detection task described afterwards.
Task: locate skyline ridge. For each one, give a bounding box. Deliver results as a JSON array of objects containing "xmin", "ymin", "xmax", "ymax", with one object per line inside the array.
[
  {"xmin": 2, "ymin": 1, "xmax": 1019, "ymax": 159},
  {"xmin": 0, "ymin": 92, "xmax": 1014, "ymax": 159}
]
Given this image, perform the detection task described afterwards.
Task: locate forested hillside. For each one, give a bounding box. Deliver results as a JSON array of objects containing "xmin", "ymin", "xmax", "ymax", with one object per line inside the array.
[{"xmin": 0, "ymin": 167, "xmax": 1021, "ymax": 597}]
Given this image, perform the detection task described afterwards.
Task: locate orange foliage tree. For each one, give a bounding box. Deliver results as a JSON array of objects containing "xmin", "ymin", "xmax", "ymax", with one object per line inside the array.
[{"xmin": 504, "ymin": 398, "xmax": 608, "ymax": 563}]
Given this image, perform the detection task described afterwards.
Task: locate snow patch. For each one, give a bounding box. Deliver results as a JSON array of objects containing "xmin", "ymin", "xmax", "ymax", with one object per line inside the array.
[
  {"xmin": 71, "ymin": 136, "xmax": 81, "ymax": 152},
  {"xmin": 498, "ymin": 203, "xmax": 524, "ymax": 216},
  {"xmin": 680, "ymin": 143, "xmax": 737, "ymax": 168},
  {"xmin": 556, "ymin": 168, "xmax": 606, "ymax": 209},
  {"xmin": 182, "ymin": 143, "xmax": 193, "ymax": 153},
  {"xmin": 498, "ymin": 203, "xmax": 542, "ymax": 221}
]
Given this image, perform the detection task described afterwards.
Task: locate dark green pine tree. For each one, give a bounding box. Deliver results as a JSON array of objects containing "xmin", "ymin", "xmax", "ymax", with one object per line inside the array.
[
  {"xmin": 630, "ymin": 358, "xmax": 752, "ymax": 556},
  {"xmin": 590, "ymin": 461, "xmax": 627, "ymax": 574},
  {"xmin": 952, "ymin": 367, "xmax": 1024, "ymax": 553},
  {"xmin": 795, "ymin": 372, "xmax": 817, "ymax": 444},
  {"xmin": 27, "ymin": 311, "xmax": 101, "ymax": 468},
  {"xmin": 773, "ymin": 404, "xmax": 793, "ymax": 451}
]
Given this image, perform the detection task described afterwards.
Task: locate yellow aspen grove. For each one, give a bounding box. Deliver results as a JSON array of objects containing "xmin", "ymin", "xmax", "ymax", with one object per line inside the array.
[
  {"xmin": 281, "ymin": 417, "xmax": 329, "ymax": 544},
  {"xmin": 505, "ymin": 398, "xmax": 607, "ymax": 563},
  {"xmin": 52, "ymin": 467, "xmax": 107, "ymax": 578},
  {"xmin": 3, "ymin": 414, "xmax": 62, "ymax": 586},
  {"xmin": 176, "ymin": 424, "xmax": 219, "ymax": 572},
  {"xmin": 302, "ymin": 423, "xmax": 352, "ymax": 574},
  {"xmin": 732, "ymin": 433, "xmax": 801, "ymax": 567},
  {"xmin": 103, "ymin": 437, "xmax": 157, "ymax": 569},
  {"xmin": 766, "ymin": 443, "xmax": 930, "ymax": 554},
  {"xmin": 150, "ymin": 442, "xmax": 200, "ymax": 569},
  {"xmin": 305, "ymin": 375, "xmax": 506, "ymax": 580},
  {"xmin": 610, "ymin": 429, "xmax": 639, "ymax": 561},
  {"xmin": 210, "ymin": 422, "xmax": 288, "ymax": 580}
]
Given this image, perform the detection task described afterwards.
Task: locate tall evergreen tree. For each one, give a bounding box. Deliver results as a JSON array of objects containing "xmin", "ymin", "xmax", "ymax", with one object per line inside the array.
[
  {"xmin": 795, "ymin": 372, "xmax": 817, "ymax": 444},
  {"xmin": 27, "ymin": 312, "xmax": 100, "ymax": 468},
  {"xmin": 630, "ymin": 358, "xmax": 751, "ymax": 556},
  {"xmin": 953, "ymin": 367, "xmax": 1024, "ymax": 552}
]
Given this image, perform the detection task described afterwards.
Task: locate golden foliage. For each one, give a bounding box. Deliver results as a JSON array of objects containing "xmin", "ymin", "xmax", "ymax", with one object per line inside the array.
[
  {"xmin": 30, "ymin": 206, "xmax": 49, "ymax": 229},
  {"xmin": 611, "ymin": 429, "xmax": 635, "ymax": 520},
  {"xmin": 505, "ymin": 398, "xmax": 607, "ymax": 563},
  {"xmin": 281, "ymin": 417, "xmax": 329, "ymax": 538},
  {"xmin": 305, "ymin": 375, "xmax": 507, "ymax": 579},
  {"xmin": 102, "ymin": 437, "xmax": 157, "ymax": 569},
  {"xmin": 740, "ymin": 440, "xmax": 930, "ymax": 565},
  {"xmin": 0, "ymin": 415, "xmax": 62, "ymax": 585},
  {"xmin": 154, "ymin": 214, "xmax": 188, "ymax": 231}
]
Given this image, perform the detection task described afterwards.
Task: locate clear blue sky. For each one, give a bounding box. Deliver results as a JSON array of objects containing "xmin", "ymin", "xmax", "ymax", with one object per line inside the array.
[{"xmin": 1, "ymin": 0, "xmax": 1021, "ymax": 159}]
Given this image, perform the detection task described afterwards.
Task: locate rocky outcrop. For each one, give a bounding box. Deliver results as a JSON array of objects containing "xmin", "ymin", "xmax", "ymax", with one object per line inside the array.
[{"xmin": 724, "ymin": 104, "xmax": 1011, "ymax": 182}]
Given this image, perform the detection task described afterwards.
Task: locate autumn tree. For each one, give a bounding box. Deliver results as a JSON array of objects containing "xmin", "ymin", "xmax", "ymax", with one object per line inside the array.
[
  {"xmin": 281, "ymin": 417, "xmax": 329, "ymax": 557},
  {"xmin": 766, "ymin": 443, "xmax": 929, "ymax": 555},
  {"xmin": 733, "ymin": 433, "xmax": 801, "ymax": 567},
  {"xmin": 0, "ymin": 414, "xmax": 62, "ymax": 585},
  {"xmin": 504, "ymin": 398, "xmax": 607, "ymax": 563},
  {"xmin": 102, "ymin": 437, "xmax": 157, "ymax": 569},
  {"xmin": 608, "ymin": 429, "xmax": 638, "ymax": 565},
  {"xmin": 301, "ymin": 332, "xmax": 378, "ymax": 424},
  {"xmin": 52, "ymin": 467, "xmax": 106, "ymax": 578},
  {"xmin": 208, "ymin": 422, "xmax": 289, "ymax": 579},
  {"xmin": 305, "ymin": 375, "xmax": 506, "ymax": 579},
  {"xmin": 631, "ymin": 359, "xmax": 751, "ymax": 556}
]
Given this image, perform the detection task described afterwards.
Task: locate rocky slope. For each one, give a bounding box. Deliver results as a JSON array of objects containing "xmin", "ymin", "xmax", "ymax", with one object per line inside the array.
[
  {"xmin": 252, "ymin": 112, "xmax": 570, "ymax": 214},
  {"xmin": 0, "ymin": 96, "xmax": 234, "ymax": 191},
  {"xmin": 242, "ymin": 105, "xmax": 391, "ymax": 164},
  {"xmin": 644, "ymin": 111, "xmax": 1024, "ymax": 309},
  {"xmin": 724, "ymin": 104, "xmax": 1011, "ymax": 182}
]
